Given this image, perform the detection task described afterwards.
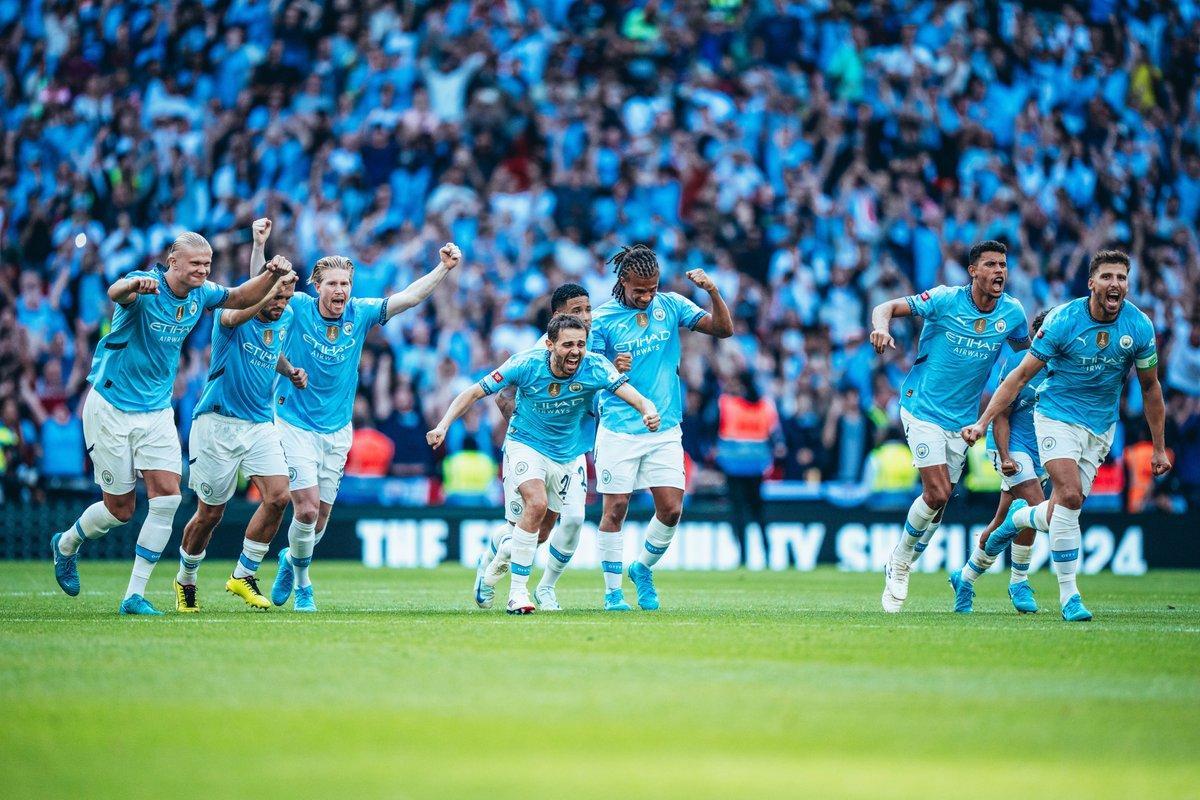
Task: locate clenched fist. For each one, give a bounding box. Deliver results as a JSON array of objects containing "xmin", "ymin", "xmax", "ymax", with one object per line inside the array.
[
  {"xmin": 252, "ymin": 218, "xmax": 272, "ymax": 246},
  {"xmin": 686, "ymin": 268, "xmax": 716, "ymax": 292},
  {"xmin": 426, "ymin": 426, "xmax": 448, "ymax": 448},
  {"xmin": 264, "ymin": 254, "xmax": 293, "ymax": 276},
  {"xmin": 615, "ymin": 353, "xmax": 632, "ymax": 373},
  {"xmin": 129, "ymin": 276, "xmax": 159, "ymax": 295},
  {"xmin": 870, "ymin": 329, "xmax": 895, "ymax": 354},
  {"xmin": 289, "ymin": 367, "xmax": 308, "ymax": 389},
  {"xmin": 440, "ymin": 242, "xmax": 462, "ymax": 270}
]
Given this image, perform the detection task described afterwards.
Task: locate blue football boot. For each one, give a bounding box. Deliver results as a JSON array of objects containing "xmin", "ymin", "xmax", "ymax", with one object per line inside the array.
[
  {"xmin": 1008, "ymin": 581, "xmax": 1038, "ymax": 613},
  {"xmin": 294, "ymin": 584, "xmax": 316, "ymax": 613},
  {"xmin": 948, "ymin": 568, "xmax": 975, "ymax": 613},
  {"xmin": 119, "ymin": 594, "xmax": 164, "ymax": 616},
  {"xmin": 51, "ymin": 532, "xmax": 81, "ymax": 596},
  {"xmin": 984, "ymin": 498, "xmax": 1029, "ymax": 556},
  {"xmin": 603, "ymin": 589, "xmax": 632, "ymax": 611},
  {"xmin": 627, "ymin": 562, "xmax": 660, "ymax": 611},
  {"xmin": 1061, "ymin": 594, "xmax": 1092, "ymax": 622},
  {"xmin": 271, "ymin": 547, "xmax": 294, "ymax": 606}
]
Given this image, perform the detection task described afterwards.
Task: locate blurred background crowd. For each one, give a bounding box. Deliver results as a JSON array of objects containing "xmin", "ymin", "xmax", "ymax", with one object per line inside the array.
[{"xmin": 2, "ymin": 0, "xmax": 1200, "ymax": 514}]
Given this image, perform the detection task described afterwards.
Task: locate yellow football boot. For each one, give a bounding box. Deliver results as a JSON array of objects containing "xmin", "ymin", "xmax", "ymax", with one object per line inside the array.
[
  {"xmin": 174, "ymin": 579, "xmax": 200, "ymax": 613},
  {"xmin": 226, "ymin": 575, "xmax": 271, "ymax": 610}
]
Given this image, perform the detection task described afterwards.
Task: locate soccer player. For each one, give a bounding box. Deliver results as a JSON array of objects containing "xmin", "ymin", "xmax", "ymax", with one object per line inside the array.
[
  {"xmin": 870, "ymin": 240, "xmax": 1029, "ymax": 613},
  {"xmin": 962, "ymin": 250, "xmax": 1171, "ymax": 621},
  {"xmin": 589, "ymin": 245, "xmax": 733, "ymax": 611},
  {"xmin": 479, "ymin": 283, "xmax": 631, "ymax": 611},
  {"xmin": 948, "ymin": 310, "xmax": 1050, "ymax": 614},
  {"xmin": 50, "ymin": 231, "xmax": 294, "ymax": 615},
  {"xmin": 268, "ymin": 235, "xmax": 462, "ymax": 612},
  {"xmin": 428, "ymin": 314, "xmax": 661, "ymax": 614},
  {"xmin": 173, "ymin": 250, "xmax": 308, "ymax": 613}
]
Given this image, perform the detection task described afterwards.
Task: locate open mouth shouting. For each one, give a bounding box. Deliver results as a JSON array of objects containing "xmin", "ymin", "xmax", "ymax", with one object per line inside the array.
[{"xmin": 1102, "ymin": 285, "xmax": 1123, "ymax": 314}]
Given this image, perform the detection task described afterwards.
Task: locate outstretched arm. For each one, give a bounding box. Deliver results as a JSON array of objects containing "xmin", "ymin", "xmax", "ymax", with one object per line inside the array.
[
  {"xmin": 685, "ymin": 269, "xmax": 734, "ymax": 338},
  {"xmin": 495, "ymin": 385, "xmax": 517, "ymax": 422},
  {"xmin": 250, "ymin": 217, "xmax": 271, "ymax": 277},
  {"xmin": 612, "ymin": 382, "xmax": 661, "ymax": 431},
  {"xmin": 426, "ymin": 383, "xmax": 486, "ymax": 448},
  {"xmin": 961, "ymin": 352, "xmax": 1045, "ymax": 443},
  {"xmin": 870, "ymin": 297, "xmax": 912, "ymax": 353},
  {"xmin": 1138, "ymin": 366, "xmax": 1172, "ymax": 476},
  {"xmin": 385, "ymin": 242, "xmax": 461, "ymax": 321},
  {"xmin": 107, "ymin": 275, "xmax": 159, "ymax": 306},
  {"xmin": 225, "ymin": 256, "xmax": 292, "ymax": 309},
  {"xmin": 221, "ymin": 263, "xmax": 294, "ymax": 327}
]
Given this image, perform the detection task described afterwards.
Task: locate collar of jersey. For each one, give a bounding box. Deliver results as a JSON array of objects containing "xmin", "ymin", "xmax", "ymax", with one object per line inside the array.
[
  {"xmin": 962, "ymin": 284, "xmax": 1001, "ymax": 316},
  {"xmin": 1084, "ymin": 296, "xmax": 1122, "ymax": 325},
  {"xmin": 153, "ymin": 263, "xmax": 190, "ymax": 301}
]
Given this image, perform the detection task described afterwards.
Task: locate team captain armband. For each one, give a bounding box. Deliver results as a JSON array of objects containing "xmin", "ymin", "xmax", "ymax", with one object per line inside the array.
[{"xmin": 1135, "ymin": 350, "xmax": 1158, "ymax": 370}]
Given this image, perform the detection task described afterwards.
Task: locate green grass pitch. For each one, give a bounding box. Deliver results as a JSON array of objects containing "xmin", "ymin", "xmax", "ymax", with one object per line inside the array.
[{"xmin": 2, "ymin": 562, "xmax": 1198, "ymax": 799}]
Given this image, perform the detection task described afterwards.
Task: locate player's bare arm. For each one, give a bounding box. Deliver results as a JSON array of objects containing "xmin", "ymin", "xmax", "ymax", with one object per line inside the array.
[
  {"xmin": 686, "ymin": 269, "xmax": 734, "ymax": 338},
  {"xmin": 107, "ymin": 275, "xmax": 159, "ymax": 305},
  {"xmin": 225, "ymin": 254, "xmax": 293, "ymax": 309},
  {"xmin": 495, "ymin": 385, "xmax": 517, "ymax": 422},
  {"xmin": 249, "ymin": 217, "xmax": 272, "ymax": 276},
  {"xmin": 612, "ymin": 382, "xmax": 660, "ymax": 431},
  {"xmin": 220, "ymin": 262, "xmax": 294, "ymax": 327},
  {"xmin": 869, "ymin": 297, "xmax": 912, "ymax": 354},
  {"xmin": 1137, "ymin": 365, "xmax": 1172, "ymax": 476},
  {"xmin": 614, "ymin": 353, "xmax": 632, "ymax": 372},
  {"xmin": 276, "ymin": 354, "xmax": 307, "ymax": 389},
  {"xmin": 991, "ymin": 408, "xmax": 1018, "ymax": 476},
  {"xmin": 426, "ymin": 383, "xmax": 486, "ymax": 448},
  {"xmin": 385, "ymin": 242, "xmax": 462, "ymax": 321},
  {"xmin": 961, "ymin": 352, "xmax": 1046, "ymax": 444}
]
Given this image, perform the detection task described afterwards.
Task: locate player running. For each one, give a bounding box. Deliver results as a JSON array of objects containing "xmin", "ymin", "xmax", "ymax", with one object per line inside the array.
[
  {"xmin": 268, "ymin": 229, "xmax": 461, "ymax": 612},
  {"xmin": 962, "ymin": 250, "xmax": 1171, "ymax": 621},
  {"xmin": 948, "ymin": 310, "xmax": 1050, "ymax": 614},
  {"xmin": 428, "ymin": 314, "xmax": 661, "ymax": 614},
  {"xmin": 870, "ymin": 240, "xmax": 1029, "ymax": 613},
  {"xmin": 50, "ymin": 232, "xmax": 293, "ymax": 615},
  {"xmin": 588, "ymin": 244, "xmax": 733, "ymax": 611},
  {"xmin": 477, "ymin": 283, "xmax": 631, "ymax": 611},
  {"xmin": 173, "ymin": 247, "xmax": 308, "ymax": 612}
]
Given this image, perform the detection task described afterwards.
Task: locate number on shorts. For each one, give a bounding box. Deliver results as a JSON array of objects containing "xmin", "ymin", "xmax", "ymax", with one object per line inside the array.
[{"xmin": 559, "ymin": 473, "xmax": 571, "ymax": 499}]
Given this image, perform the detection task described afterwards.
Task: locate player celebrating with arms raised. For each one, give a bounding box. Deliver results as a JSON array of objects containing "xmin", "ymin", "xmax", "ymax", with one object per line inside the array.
[
  {"xmin": 870, "ymin": 240, "xmax": 1029, "ymax": 613},
  {"xmin": 268, "ymin": 234, "xmax": 462, "ymax": 612},
  {"xmin": 50, "ymin": 232, "xmax": 293, "ymax": 614},
  {"xmin": 962, "ymin": 250, "xmax": 1171, "ymax": 621},
  {"xmin": 173, "ymin": 242, "xmax": 308, "ymax": 612},
  {"xmin": 428, "ymin": 314, "xmax": 660, "ymax": 614},
  {"xmin": 589, "ymin": 245, "xmax": 733, "ymax": 611}
]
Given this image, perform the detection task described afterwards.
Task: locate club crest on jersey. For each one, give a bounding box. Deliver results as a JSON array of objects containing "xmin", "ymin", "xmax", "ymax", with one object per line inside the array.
[
  {"xmin": 636, "ymin": 312, "xmax": 649, "ymax": 327},
  {"xmin": 175, "ymin": 306, "xmax": 185, "ymax": 322},
  {"xmin": 996, "ymin": 319, "xmax": 1007, "ymax": 333},
  {"xmin": 1119, "ymin": 334, "xmax": 1133, "ymax": 350},
  {"xmin": 653, "ymin": 307, "xmax": 666, "ymax": 321},
  {"xmin": 189, "ymin": 302, "xmax": 198, "ymax": 316},
  {"xmin": 326, "ymin": 325, "xmax": 339, "ymax": 342},
  {"xmin": 973, "ymin": 318, "xmax": 986, "ymax": 334},
  {"xmin": 548, "ymin": 383, "xmax": 561, "ymax": 397},
  {"xmin": 263, "ymin": 329, "xmax": 274, "ymax": 346},
  {"xmin": 568, "ymin": 382, "xmax": 582, "ymax": 393},
  {"xmin": 1097, "ymin": 331, "xmax": 1110, "ymax": 349},
  {"xmin": 343, "ymin": 322, "xmax": 353, "ymax": 335}
]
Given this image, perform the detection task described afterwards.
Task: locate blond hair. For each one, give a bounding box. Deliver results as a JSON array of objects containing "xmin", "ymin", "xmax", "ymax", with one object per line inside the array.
[
  {"xmin": 168, "ymin": 231, "xmax": 212, "ymax": 258},
  {"xmin": 310, "ymin": 255, "xmax": 354, "ymax": 286}
]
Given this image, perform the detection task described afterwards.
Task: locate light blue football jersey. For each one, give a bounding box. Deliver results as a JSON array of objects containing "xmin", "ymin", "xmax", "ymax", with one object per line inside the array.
[
  {"xmin": 899, "ymin": 285, "xmax": 1029, "ymax": 431},
  {"xmin": 479, "ymin": 348, "xmax": 628, "ymax": 462},
  {"xmin": 276, "ymin": 293, "xmax": 386, "ymax": 434},
  {"xmin": 985, "ymin": 354, "xmax": 1045, "ymax": 466},
  {"xmin": 87, "ymin": 266, "xmax": 229, "ymax": 413},
  {"xmin": 193, "ymin": 306, "xmax": 294, "ymax": 424},
  {"xmin": 1030, "ymin": 297, "xmax": 1157, "ymax": 434},
  {"xmin": 589, "ymin": 292, "xmax": 708, "ymax": 434}
]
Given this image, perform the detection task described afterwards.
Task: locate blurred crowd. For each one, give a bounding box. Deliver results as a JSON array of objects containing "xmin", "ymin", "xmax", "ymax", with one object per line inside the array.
[{"xmin": 2, "ymin": 0, "xmax": 1200, "ymax": 511}]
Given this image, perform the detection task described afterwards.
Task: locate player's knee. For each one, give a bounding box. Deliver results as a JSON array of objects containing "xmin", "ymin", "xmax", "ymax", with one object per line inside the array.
[
  {"xmin": 922, "ymin": 485, "xmax": 950, "ymax": 509},
  {"xmin": 293, "ymin": 505, "xmax": 318, "ymax": 525},
  {"xmin": 657, "ymin": 505, "xmax": 683, "ymax": 527},
  {"xmin": 1055, "ymin": 488, "xmax": 1084, "ymax": 510},
  {"xmin": 525, "ymin": 497, "xmax": 549, "ymax": 521},
  {"xmin": 104, "ymin": 496, "xmax": 136, "ymax": 523},
  {"xmin": 601, "ymin": 498, "xmax": 629, "ymax": 527},
  {"xmin": 560, "ymin": 513, "xmax": 585, "ymax": 536},
  {"xmin": 262, "ymin": 490, "xmax": 290, "ymax": 515},
  {"xmin": 197, "ymin": 503, "xmax": 225, "ymax": 526}
]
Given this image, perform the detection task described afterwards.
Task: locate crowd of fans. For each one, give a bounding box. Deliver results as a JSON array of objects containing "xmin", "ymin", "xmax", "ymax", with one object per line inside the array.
[{"xmin": 2, "ymin": 0, "xmax": 1200, "ymax": 511}]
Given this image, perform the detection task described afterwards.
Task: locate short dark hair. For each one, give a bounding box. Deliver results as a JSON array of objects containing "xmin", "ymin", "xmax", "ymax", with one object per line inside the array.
[
  {"xmin": 968, "ymin": 240, "xmax": 1007, "ymax": 265},
  {"xmin": 1089, "ymin": 249, "xmax": 1130, "ymax": 277},
  {"xmin": 547, "ymin": 314, "xmax": 587, "ymax": 342},
  {"xmin": 1031, "ymin": 309, "xmax": 1050, "ymax": 335},
  {"xmin": 550, "ymin": 283, "xmax": 588, "ymax": 313}
]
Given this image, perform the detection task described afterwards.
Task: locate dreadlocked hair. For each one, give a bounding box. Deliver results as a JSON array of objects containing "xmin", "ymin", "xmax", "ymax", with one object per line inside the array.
[{"xmin": 608, "ymin": 244, "xmax": 660, "ymax": 306}]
